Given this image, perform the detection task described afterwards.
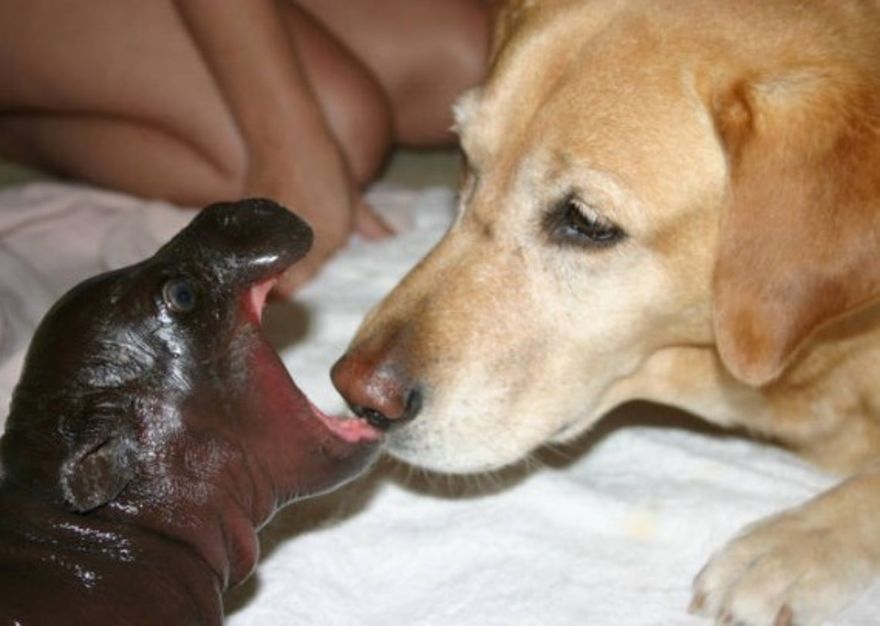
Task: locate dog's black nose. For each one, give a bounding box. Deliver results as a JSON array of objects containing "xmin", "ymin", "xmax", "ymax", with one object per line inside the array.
[{"xmin": 331, "ymin": 352, "xmax": 422, "ymax": 431}]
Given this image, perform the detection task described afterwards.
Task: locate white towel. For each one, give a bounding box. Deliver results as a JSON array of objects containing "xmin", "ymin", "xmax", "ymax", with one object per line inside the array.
[{"xmin": 0, "ymin": 183, "xmax": 876, "ymax": 625}]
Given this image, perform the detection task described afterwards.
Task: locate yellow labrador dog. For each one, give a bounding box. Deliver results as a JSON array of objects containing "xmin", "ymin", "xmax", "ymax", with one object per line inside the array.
[{"xmin": 333, "ymin": 0, "xmax": 880, "ymax": 624}]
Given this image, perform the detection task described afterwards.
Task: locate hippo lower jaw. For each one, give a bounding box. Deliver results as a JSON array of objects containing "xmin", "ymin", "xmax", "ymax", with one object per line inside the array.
[
  {"xmin": 248, "ymin": 273, "xmax": 381, "ymax": 446},
  {"xmin": 245, "ymin": 274, "xmax": 383, "ymax": 480},
  {"xmin": 175, "ymin": 271, "xmax": 384, "ymax": 587}
]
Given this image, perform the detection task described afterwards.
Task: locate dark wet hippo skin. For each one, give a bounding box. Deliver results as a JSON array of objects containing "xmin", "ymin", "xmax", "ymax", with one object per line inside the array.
[{"xmin": 0, "ymin": 199, "xmax": 382, "ymax": 625}]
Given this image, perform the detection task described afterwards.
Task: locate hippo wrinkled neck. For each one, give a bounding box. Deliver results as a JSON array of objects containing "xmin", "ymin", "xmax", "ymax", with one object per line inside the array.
[
  {"xmin": 101, "ymin": 437, "xmax": 279, "ymax": 590},
  {"xmin": 111, "ymin": 500, "xmax": 261, "ymax": 591},
  {"xmin": 0, "ymin": 488, "xmax": 224, "ymax": 624}
]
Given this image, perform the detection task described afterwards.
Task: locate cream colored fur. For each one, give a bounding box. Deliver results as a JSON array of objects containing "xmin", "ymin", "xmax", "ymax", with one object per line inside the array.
[{"xmin": 338, "ymin": 1, "xmax": 880, "ymax": 623}]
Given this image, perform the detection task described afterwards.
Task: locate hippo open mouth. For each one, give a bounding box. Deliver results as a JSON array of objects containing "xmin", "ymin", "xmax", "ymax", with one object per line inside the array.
[{"xmin": 245, "ymin": 272, "xmax": 383, "ymax": 447}]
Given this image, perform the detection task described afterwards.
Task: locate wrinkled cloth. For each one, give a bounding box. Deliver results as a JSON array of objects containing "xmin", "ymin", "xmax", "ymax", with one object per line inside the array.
[{"xmin": 0, "ymin": 183, "xmax": 876, "ymax": 626}]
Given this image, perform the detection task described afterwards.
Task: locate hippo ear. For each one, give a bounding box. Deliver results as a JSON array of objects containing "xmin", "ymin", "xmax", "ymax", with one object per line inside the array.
[{"xmin": 60, "ymin": 416, "xmax": 138, "ymax": 513}]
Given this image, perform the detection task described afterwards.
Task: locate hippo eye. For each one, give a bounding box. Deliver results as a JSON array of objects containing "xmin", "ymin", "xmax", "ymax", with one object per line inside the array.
[{"xmin": 162, "ymin": 278, "xmax": 197, "ymax": 313}]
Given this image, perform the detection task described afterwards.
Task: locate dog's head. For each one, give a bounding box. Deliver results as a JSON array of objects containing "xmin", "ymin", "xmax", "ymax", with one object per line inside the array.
[
  {"xmin": 1, "ymin": 199, "xmax": 381, "ymax": 519},
  {"xmin": 333, "ymin": 0, "xmax": 880, "ymax": 473}
]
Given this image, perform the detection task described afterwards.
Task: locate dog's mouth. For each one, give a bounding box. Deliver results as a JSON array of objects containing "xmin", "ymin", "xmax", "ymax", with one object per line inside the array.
[{"xmin": 245, "ymin": 275, "xmax": 383, "ymax": 446}]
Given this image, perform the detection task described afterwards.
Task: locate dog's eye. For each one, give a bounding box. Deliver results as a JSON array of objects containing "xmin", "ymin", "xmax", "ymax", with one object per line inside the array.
[
  {"xmin": 545, "ymin": 195, "xmax": 624, "ymax": 248},
  {"xmin": 162, "ymin": 278, "xmax": 197, "ymax": 313}
]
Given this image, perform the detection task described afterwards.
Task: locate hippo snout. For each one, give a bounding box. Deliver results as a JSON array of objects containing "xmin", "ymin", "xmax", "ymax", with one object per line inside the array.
[{"xmin": 158, "ymin": 198, "xmax": 314, "ymax": 285}]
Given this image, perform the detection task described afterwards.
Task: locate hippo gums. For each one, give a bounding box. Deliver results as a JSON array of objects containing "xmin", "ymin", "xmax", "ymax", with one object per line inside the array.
[{"xmin": 0, "ymin": 199, "xmax": 382, "ymax": 625}]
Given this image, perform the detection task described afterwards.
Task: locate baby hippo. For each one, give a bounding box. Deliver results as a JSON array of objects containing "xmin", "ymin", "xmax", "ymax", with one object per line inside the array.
[{"xmin": 0, "ymin": 199, "xmax": 382, "ymax": 625}]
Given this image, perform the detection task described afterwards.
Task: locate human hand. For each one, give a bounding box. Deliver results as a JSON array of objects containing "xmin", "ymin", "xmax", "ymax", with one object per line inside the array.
[
  {"xmin": 277, "ymin": 194, "xmax": 392, "ymax": 294},
  {"xmin": 175, "ymin": 0, "xmax": 392, "ymax": 293},
  {"xmin": 244, "ymin": 131, "xmax": 391, "ymax": 295}
]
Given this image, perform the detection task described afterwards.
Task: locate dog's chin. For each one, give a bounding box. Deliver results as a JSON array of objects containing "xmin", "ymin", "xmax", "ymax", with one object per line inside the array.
[
  {"xmin": 386, "ymin": 441, "xmax": 508, "ymax": 475},
  {"xmin": 384, "ymin": 419, "xmax": 537, "ymax": 475},
  {"xmin": 383, "ymin": 403, "xmax": 602, "ymax": 475}
]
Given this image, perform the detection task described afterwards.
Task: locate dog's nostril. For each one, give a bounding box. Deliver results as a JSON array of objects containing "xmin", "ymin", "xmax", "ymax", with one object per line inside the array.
[
  {"xmin": 351, "ymin": 386, "xmax": 422, "ymax": 432},
  {"xmin": 404, "ymin": 386, "xmax": 422, "ymax": 422},
  {"xmin": 355, "ymin": 406, "xmax": 394, "ymax": 431}
]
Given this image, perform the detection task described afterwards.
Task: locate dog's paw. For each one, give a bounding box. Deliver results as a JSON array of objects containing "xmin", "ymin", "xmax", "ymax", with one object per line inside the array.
[{"xmin": 690, "ymin": 507, "xmax": 874, "ymax": 626}]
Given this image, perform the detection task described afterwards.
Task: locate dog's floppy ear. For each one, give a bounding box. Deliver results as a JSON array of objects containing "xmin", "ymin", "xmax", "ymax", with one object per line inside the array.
[
  {"xmin": 60, "ymin": 410, "xmax": 138, "ymax": 512},
  {"xmin": 711, "ymin": 73, "xmax": 880, "ymax": 386}
]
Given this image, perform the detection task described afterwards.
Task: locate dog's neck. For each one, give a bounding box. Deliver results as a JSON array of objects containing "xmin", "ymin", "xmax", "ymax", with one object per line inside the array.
[
  {"xmin": 607, "ymin": 305, "xmax": 880, "ymax": 475},
  {"xmin": 758, "ymin": 305, "xmax": 880, "ymax": 472}
]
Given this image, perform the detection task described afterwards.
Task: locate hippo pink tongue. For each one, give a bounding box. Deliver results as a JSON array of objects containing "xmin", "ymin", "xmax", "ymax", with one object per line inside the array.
[
  {"xmin": 246, "ymin": 276, "xmax": 382, "ymax": 443},
  {"xmin": 306, "ymin": 400, "xmax": 382, "ymax": 443}
]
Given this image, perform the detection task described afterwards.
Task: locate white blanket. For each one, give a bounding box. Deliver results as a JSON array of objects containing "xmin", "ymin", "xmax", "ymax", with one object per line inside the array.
[{"xmin": 0, "ymin": 183, "xmax": 877, "ymax": 625}]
